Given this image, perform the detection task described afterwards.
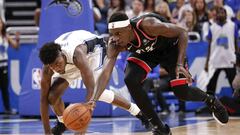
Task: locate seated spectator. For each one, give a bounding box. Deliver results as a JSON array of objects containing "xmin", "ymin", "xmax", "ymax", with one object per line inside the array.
[
  {"xmin": 107, "ymin": 0, "xmax": 127, "ymax": 21},
  {"xmin": 178, "ymin": 0, "xmax": 195, "ymax": 21},
  {"xmin": 93, "ymin": 0, "xmax": 109, "ymax": 34},
  {"xmin": 177, "ymin": 10, "xmax": 201, "ymax": 34},
  {"xmin": 155, "ymin": 1, "xmax": 176, "ymax": 23},
  {"xmin": 172, "ymin": 0, "xmax": 185, "ymax": 20},
  {"xmin": 143, "ymin": 0, "xmax": 155, "ymax": 13},
  {"xmin": 126, "ymin": 0, "xmax": 144, "ymax": 19},
  {"xmin": 194, "ymin": 0, "xmax": 209, "ymax": 37}
]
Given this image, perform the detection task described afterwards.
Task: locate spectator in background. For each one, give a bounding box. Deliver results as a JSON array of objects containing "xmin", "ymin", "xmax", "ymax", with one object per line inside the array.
[
  {"xmin": 143, "ymin": 0, "xmax": 155, "ymax": 13},
  {"xmin": 194, "ymin": 0, "xmax": 208, "ymax": 37},
  {"xmin": 178, "ymin": 0, "xmax": 196, "ymax": 21},
  {"xmin": 172, "ymin": 0, "xmax": 185, "ymax": 20},
  {"xmin": 236, "ymin": 10, "xmax": 240, "ymax": 28},
  {"xmin": 126, "ymin": 0, "xmax": 144, "ymax": 19},
  {"xmin": 213, "ymin": 0, "xmax": 235, "ymax": 20},
  {"xmin": 93, "ymin": 0, "xmax": 109, "ymax": 34},
  {"xmin": 155, "ymin": 1, "xmax": 176, "ymax": 23},
  {"xmin": 0, "ymin": 18, "xmax": 20, "ymax": 114},
  {"xmin": 34, "ymin": 0, "xmax": 41, "ymax": 26},
  {"xmin": 205, "ymin": 7, "xmax": 238, "ymax": 96},
  {"xmin": 0, "ymin": 0, "xmax": 5, "ymax": 23},
  {"xmin": 107, "ymin": 0, "xmax": 127, "ymax": 21},
  {"xmin": 202, "ymin": 6, "xmax": 218, "ymax": 41},
  {"xmin": 177, "ymin": 10, "xmax": 201, "ymax": 34}
]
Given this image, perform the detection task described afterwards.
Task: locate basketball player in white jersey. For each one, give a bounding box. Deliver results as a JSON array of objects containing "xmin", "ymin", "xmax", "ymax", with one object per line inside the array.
[{"xmin": 39, "ymin": 30, "xmax": 149, "ymax": 135}]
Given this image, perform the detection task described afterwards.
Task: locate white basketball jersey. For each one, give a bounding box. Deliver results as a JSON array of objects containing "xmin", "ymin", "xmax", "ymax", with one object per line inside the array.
[{"xmin": 52, "ymin": 30, "xmax": 104, "ymax": 83}]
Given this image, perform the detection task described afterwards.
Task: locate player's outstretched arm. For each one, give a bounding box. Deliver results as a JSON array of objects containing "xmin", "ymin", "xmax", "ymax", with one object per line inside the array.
[
  {"xmin": 40, "ymin": 66, "xmax": 53, "ymax": 134},
  {"xmin": 90, "ymin": 39, "xmax": 120, "ymax": 102}
]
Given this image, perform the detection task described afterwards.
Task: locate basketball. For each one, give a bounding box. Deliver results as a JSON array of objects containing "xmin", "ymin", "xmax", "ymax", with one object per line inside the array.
[{"xmin": 63, "ymin": 103, "xmax": 92, "ymax": 131}]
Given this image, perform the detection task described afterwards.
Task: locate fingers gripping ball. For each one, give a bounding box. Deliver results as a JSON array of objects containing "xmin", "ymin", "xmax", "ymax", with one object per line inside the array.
[{"xmin": 63, "ymin": 103, "xmax": 92, "ymax": 131}]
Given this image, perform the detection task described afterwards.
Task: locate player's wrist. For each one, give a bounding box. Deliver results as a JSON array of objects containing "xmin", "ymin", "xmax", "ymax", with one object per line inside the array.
[{"xmin": 177, "ymin": 63, "xmax": 183, "ymax": 67}]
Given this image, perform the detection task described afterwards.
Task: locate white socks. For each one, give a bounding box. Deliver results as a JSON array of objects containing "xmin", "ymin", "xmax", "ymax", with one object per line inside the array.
[{"xmin": 128, "ymin": 103, "xmax": 140, "ymax": 116}]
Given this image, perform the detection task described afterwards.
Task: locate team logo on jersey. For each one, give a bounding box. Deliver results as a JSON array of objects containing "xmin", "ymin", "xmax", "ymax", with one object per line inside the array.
[
  {"xmin": 32, "ymin": 68, "xmax": 42, "ymax": 89},
  {"xmin": 143, "ymin": 39, "xmax": 149, "ymax": 46}
]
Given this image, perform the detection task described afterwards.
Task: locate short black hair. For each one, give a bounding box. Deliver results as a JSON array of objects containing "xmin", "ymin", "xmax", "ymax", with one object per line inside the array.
[
  {"xmin": 39, "ymin": 42, "xmax": 61, "ymax": 65},
  {"xmin": 216, "ymin": 7, "xmax": 227, "ymax": 15},
  {"xmin": 108, "ymin": 12, "xmax": 129, "ymax": 23}
]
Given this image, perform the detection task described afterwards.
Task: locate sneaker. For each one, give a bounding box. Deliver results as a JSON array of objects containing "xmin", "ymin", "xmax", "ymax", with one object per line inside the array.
[
  {"xmin": 51, "ymin": 120, "xmax": 67, "ymax": 135},
  {"xmin": 206, "ymin": 96, "xmax": 229, "ymax": 125},
  {"xmin": 152, "ymin": 124, "xmax": 172, "ymax": 135},
  {"xmin": 136, "ymin": 112, "xmax": 151, "ymax": 130}
]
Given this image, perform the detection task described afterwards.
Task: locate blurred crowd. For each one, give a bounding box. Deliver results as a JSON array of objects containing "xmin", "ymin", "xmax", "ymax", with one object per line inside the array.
[
  {"xmin": 92, "ymin": 0, "xmax": 240, "ymax": 114},
  {"xmin": 93, "ymin": 0, "xmax": 240, "ymax": 41}
]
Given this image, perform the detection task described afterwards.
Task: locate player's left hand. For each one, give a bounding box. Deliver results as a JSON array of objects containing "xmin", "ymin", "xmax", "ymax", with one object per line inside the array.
[
  {"xmin": 176, "ymin": 65, "xmax": 193, "ymax": 84},
  {"xmin": 84, "ymin": 100, "xmax": 96, "ymax": 112}
]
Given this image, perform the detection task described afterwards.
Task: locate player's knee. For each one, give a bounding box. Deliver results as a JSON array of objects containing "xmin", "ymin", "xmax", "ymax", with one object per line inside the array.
[{"xmin": 170, "ymin": 79, "xmax": 188, "ymax": 100}]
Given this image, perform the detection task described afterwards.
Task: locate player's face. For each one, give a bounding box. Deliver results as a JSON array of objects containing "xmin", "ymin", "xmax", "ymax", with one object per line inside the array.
[
  {"xmin": 49, "ymin": 54, "xmax": 66, "ymax": 74},
  {"xmin": 109, "ymin": 27, "xmax": 131, "ymax": 47}
]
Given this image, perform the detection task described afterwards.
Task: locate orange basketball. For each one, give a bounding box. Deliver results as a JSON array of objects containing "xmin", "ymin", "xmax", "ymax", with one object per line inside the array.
[{"xmin": 63, "ymin": 103, "xmax": 92, "ymax": 131}]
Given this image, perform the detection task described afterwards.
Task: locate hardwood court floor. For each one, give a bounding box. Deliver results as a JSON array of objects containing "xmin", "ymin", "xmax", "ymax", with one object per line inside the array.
[
  {"xmin": 0, "ymin": 113, "xmax": 239, "ymax": 135},
  {"xmin": 171, "ymin": 118, "xmax": 240, "ymax": 135}
]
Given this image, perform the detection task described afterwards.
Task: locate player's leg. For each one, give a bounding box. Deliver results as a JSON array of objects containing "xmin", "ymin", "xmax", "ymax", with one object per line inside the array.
[
  {"xmin": 98, "ymin": 90, "xmax": 150, "ymax": 129},
  {"xmin": 225, "ymin": 68, "xmax": 236, "ymax": 91},
  {"xmin": 206, "ymin": 69, "xmax": 221, "ymax": 96},
  {"xmin": 163, "ymin": 54, "xmax": 228, "ymax": 125},
  {"xmin": 124, "ymin": 61, "xmax": 171, "ymax": 135},
  {"xmin": 48, "ymin": 77, "xmax": 69, "ymax": 135}
]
